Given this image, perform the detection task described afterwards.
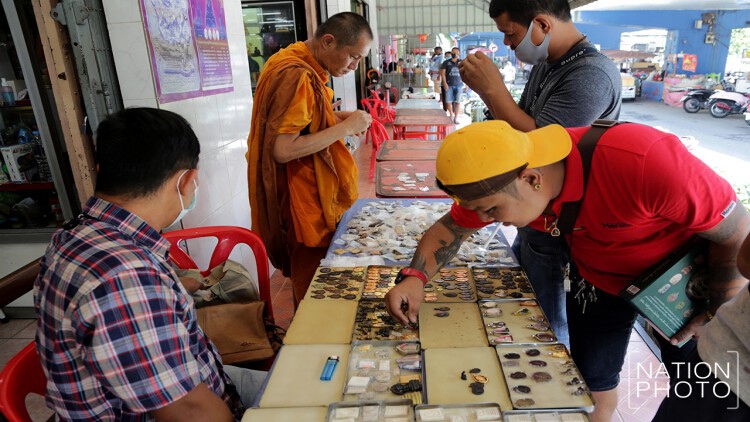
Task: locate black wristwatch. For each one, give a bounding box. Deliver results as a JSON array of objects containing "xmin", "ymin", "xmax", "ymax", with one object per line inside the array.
[{"xmin": 394, "ymin": 268, "xmax": 429, "ymax": 285}]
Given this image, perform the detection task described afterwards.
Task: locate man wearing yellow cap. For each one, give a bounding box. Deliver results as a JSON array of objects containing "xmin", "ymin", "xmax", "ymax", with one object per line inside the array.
[{"xmin": 385, "ymin": 121, "xmax": 749, "ymax": 422}]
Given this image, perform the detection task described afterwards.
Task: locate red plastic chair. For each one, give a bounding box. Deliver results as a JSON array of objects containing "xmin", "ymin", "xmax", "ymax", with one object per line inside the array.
[
  {"xmin": 361, "ymin": 98, "xmax": 395, "ymax": 124},
  {"xmin": 368, "ymin": 119, "xmax": 390, "ymax": 180},
  {"xmin": 0, "ymin": 341, "xmax": 47, "ymax": 422},
  {"xmin": 162, "ymin": 226, "xmax": 273, "ymax": 321}
]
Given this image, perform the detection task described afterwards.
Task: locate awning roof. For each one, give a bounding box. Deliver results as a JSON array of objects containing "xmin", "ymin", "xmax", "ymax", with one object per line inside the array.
[{"xmin": 376, "ymin": 0, "xmax": 748, "ymax": 36}]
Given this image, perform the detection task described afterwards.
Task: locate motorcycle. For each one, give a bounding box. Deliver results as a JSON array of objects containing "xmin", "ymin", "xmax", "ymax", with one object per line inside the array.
[
  {"xmin": 708, "ymin": 90, "xmax": 750, "ymax": 118},
  {"xmin": 744, "ymin": 111, "xmax": 750, "ymax": 127},
  {"xmin": 680, "ymin": 89, "xmax": 715, "ymax": 113}
]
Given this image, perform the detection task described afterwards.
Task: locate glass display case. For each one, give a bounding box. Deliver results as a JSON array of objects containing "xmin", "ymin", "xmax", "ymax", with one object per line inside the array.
[
  {"xmin": 241, "ymin": 1, "xmax": 298, "ymax": 92},
  {"xmin": 0, "ymin": 1, "xmax": 77, "ymax": 237}
]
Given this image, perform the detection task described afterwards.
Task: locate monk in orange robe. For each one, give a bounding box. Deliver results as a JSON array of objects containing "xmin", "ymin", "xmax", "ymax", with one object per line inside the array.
[{"xmin": 247, "ymin": 12, "xmax": 373, "ymax": 305}]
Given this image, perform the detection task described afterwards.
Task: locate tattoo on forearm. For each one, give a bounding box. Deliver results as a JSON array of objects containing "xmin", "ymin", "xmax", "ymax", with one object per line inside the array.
[
  {"xmin": 434, "ymin": 236, "xmax": 463, "ymax": 267},
  {"xmin": 433, "ymin": 214, "xmax": 475, "ymax": 267},
  {"xmin": 411, "ymin": 255, "xmax": 427, "ymax": 274}
]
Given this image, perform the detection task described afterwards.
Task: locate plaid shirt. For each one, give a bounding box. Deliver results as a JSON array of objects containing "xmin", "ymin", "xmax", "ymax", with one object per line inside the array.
[{"xmin": 34, "ymin": 197, "xmax": 244, "ymax": 421}]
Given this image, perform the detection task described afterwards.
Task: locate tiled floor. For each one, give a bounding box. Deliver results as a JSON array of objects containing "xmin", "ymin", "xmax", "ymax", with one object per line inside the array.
[{"xmin": 1, "ymin": 113, "xmax": 666, "ymax": 421}]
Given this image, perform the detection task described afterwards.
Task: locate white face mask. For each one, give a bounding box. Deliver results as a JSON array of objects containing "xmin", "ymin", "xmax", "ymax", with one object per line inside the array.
[
  {"xmin": 167, "ymin": 170, "xmax": 198, "ymax": 228},
  {"xmin": 514, "ymin": 20, "xmax": 550, "ymax": 65}
]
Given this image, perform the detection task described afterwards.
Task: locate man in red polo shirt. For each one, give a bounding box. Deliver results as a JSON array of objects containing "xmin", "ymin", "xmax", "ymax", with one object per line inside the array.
[{"xmin": 385, "ymin": 120, "xmax": 750, "ymax": 422}]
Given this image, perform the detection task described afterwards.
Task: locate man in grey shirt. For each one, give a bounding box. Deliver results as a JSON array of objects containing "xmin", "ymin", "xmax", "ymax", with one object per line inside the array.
[
  {"xmin": 459, "ymin": 1, "xmax": 620, "ymax": 420},
  {"xmin": 460, "ymin": 0, "xmax": 620, "ymax": 342}
]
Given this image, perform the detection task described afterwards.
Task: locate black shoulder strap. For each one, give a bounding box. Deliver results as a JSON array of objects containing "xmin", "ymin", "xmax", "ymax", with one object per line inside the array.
[{"xmin": 556, "ymin": 119, "xmax": 620, "ymax": 234}]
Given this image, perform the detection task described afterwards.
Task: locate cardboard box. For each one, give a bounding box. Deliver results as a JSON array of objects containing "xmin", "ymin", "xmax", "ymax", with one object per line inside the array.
[
  {"xmin": 0, "ymin": 144, "xmax": 38, "ymax": 182},
  {"xmin": 620, "ymin": 238, "xmax": 709, "ymax": 346}
]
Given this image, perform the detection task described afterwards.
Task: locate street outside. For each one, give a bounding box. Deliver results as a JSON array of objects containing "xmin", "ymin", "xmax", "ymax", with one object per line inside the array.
[{"xmin": 619, "ymin": 99, "xmax": 750, "ymax": 188}]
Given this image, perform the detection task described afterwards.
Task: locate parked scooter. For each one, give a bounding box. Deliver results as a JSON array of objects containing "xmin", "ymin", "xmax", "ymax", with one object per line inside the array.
[
  {"xmin": 680, "ymin": 89, "xmax": 715, "ymax": 113},
  {"xmin": 708, "ymin": 90, "xmax": 750, "ymax": 118},
  {"xmin": 744, "ymin": 111, "xmax": 750, "ymax": 127}
]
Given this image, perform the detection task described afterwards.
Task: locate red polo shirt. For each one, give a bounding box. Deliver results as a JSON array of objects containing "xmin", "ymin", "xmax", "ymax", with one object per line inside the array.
[{"xmin": 451, "ymin": 124, "xmax": 737, "ymax": 295}]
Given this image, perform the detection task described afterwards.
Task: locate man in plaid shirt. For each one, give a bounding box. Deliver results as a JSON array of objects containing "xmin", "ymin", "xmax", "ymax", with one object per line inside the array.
[{"xmin": 34, "ymin": 108, "xmax": 265, "ymax": 421}]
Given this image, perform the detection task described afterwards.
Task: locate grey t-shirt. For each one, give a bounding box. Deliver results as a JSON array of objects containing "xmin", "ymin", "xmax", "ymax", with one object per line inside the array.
[
  {"xmin": 518, "ymin": 41, "xmax": 622, "ymax": 128},
  {"xmin": 698, "ymin": 284, "xmax": 750, "ymax": 405}
]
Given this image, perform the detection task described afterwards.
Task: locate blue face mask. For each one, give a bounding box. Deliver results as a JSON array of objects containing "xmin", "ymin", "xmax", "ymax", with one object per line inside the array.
[
  {"xmin": 167, "ymin": 170, "xmax": 198, "ymax": 228},
  {"xmin": 514, "ymin": 20, "xmax": 550, "ymax": 65}
]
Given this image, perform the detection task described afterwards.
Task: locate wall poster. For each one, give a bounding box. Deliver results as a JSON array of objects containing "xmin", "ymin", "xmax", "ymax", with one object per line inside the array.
[
  {"xmin": 682, "ymin": 54, "xmax": 698, "ymax": 73},
  {"xmin": 141, "ymin": 0, "xmax": 234, "ymax": 103}
]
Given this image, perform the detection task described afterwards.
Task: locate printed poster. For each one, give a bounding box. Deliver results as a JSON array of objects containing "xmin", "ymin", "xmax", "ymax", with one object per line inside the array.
[
  {"xmin": 141, "ymin": 0, "xmax": 233, "ymax": 103},
  {"xmin": 682, "ymin": 54, "xmax": 698, "ymax": 73}
]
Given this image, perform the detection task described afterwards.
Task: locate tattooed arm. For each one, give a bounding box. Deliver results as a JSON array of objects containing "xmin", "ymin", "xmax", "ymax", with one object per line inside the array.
[
  {"xmin": 385, "ymin": 212, "xmax": 480, "ymax": 325},
  {"xmin": 670, "ymin": 204, "xmax": 750, "ymax": 345}
]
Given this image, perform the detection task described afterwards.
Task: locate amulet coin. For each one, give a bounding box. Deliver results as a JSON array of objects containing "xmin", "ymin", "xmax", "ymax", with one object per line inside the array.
[
  {"xmin": 469, "ymin": 382, "xmax": 485, "ymax": 395},
  {"xmin": 513, "ymin": 385, "xmax": 531, "ymax": 394},
  {"xmin": 532, "ymin": 371, "xmax": 552, "ymax": 382},
  {"xmin": 473, "ymin": 374, "xmax": 488, "ymax": 384},
  {"xmin": 515, "ymin": 398, "xmax": 535, "ymax": 407}
]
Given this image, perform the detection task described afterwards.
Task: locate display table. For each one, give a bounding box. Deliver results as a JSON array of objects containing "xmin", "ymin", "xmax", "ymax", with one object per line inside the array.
[
  {"xmin": 376, "ymin": 140, "xmax": 440, "ymax": 162},
  {"xmin": 322, "ymin": 198, "xmax": 516, "ymax": 267},
  {"xmin": 395, "ymin": 98, "xmax": 442, "ymax": 110},
  {"xmin": 402, "ymin": 91, "xmax": 438, "ymax": 100},
  {"xmin": 375, "ymin": 160, "xmax": 446, "ymax": 199},
  {"xmin": 395, "ymin": 108, "xmax": 447, "ymax": 117},
  {"xmin": 248, "ymin": 199, "xmax": 595, "ymax": 421},
  {"xmin": 393, "ymin": 114, "xmax": 454, "ymax": 140}
]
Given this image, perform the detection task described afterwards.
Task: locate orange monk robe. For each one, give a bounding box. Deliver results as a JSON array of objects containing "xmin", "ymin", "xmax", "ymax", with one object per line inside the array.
[{"xmin": 246, "ymin": 41, "xmax": 358, "ymax": 277}]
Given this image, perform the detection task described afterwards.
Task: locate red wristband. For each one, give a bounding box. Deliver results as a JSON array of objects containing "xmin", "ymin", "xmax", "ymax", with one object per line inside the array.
[{"xmin": 396, "ymin": 267, "xmax": 429, "ymax": 286}]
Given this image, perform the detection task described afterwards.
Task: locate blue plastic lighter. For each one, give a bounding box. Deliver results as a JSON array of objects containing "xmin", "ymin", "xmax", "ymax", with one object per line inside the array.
[{"xmin": 320, "ymin": 355, "xmax": 339, "ymax": 381}]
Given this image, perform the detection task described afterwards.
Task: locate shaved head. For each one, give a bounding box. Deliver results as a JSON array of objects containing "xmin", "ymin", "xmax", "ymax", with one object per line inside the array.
[{"xmin": 315, "ymin": 12, "xmax": 373, "ymax": 47}]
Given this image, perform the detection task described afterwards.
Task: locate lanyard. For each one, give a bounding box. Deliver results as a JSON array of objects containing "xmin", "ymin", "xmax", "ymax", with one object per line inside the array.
[{"xmin": 529, "ymin": 43, "xmax": 598, "ymax": 114}]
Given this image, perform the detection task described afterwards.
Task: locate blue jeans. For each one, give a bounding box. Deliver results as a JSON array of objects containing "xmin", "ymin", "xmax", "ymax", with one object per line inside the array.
[
  {"xmin": 567, "ymin": 288, "xmax": 637, "ymax": 391},
  {"xmin": 512, "ymin": 226, "xmax": 570, "ymax": 347},
  {"xmin": 567, "ymin": 274, "xmax": 696, "ymax": 392},
  {"xmin": 445, "ymin": 85, "xmax": 463, "ymax": 103}
]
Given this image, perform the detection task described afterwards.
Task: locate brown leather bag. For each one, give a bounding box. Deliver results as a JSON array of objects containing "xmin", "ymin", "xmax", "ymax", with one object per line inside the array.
[
  {"xmin": 186, "ymin": 260, "xmax": 283, "ymax": 365},
  {"xmin": 196, "ymin": 302, "xmax": 275, "ymax": 364}
]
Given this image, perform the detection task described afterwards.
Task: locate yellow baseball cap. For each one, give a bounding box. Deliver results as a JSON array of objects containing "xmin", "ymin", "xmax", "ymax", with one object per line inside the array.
[{"xmin": 436, "ymin": 120, "xmax": 571, "ymax": 200}]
